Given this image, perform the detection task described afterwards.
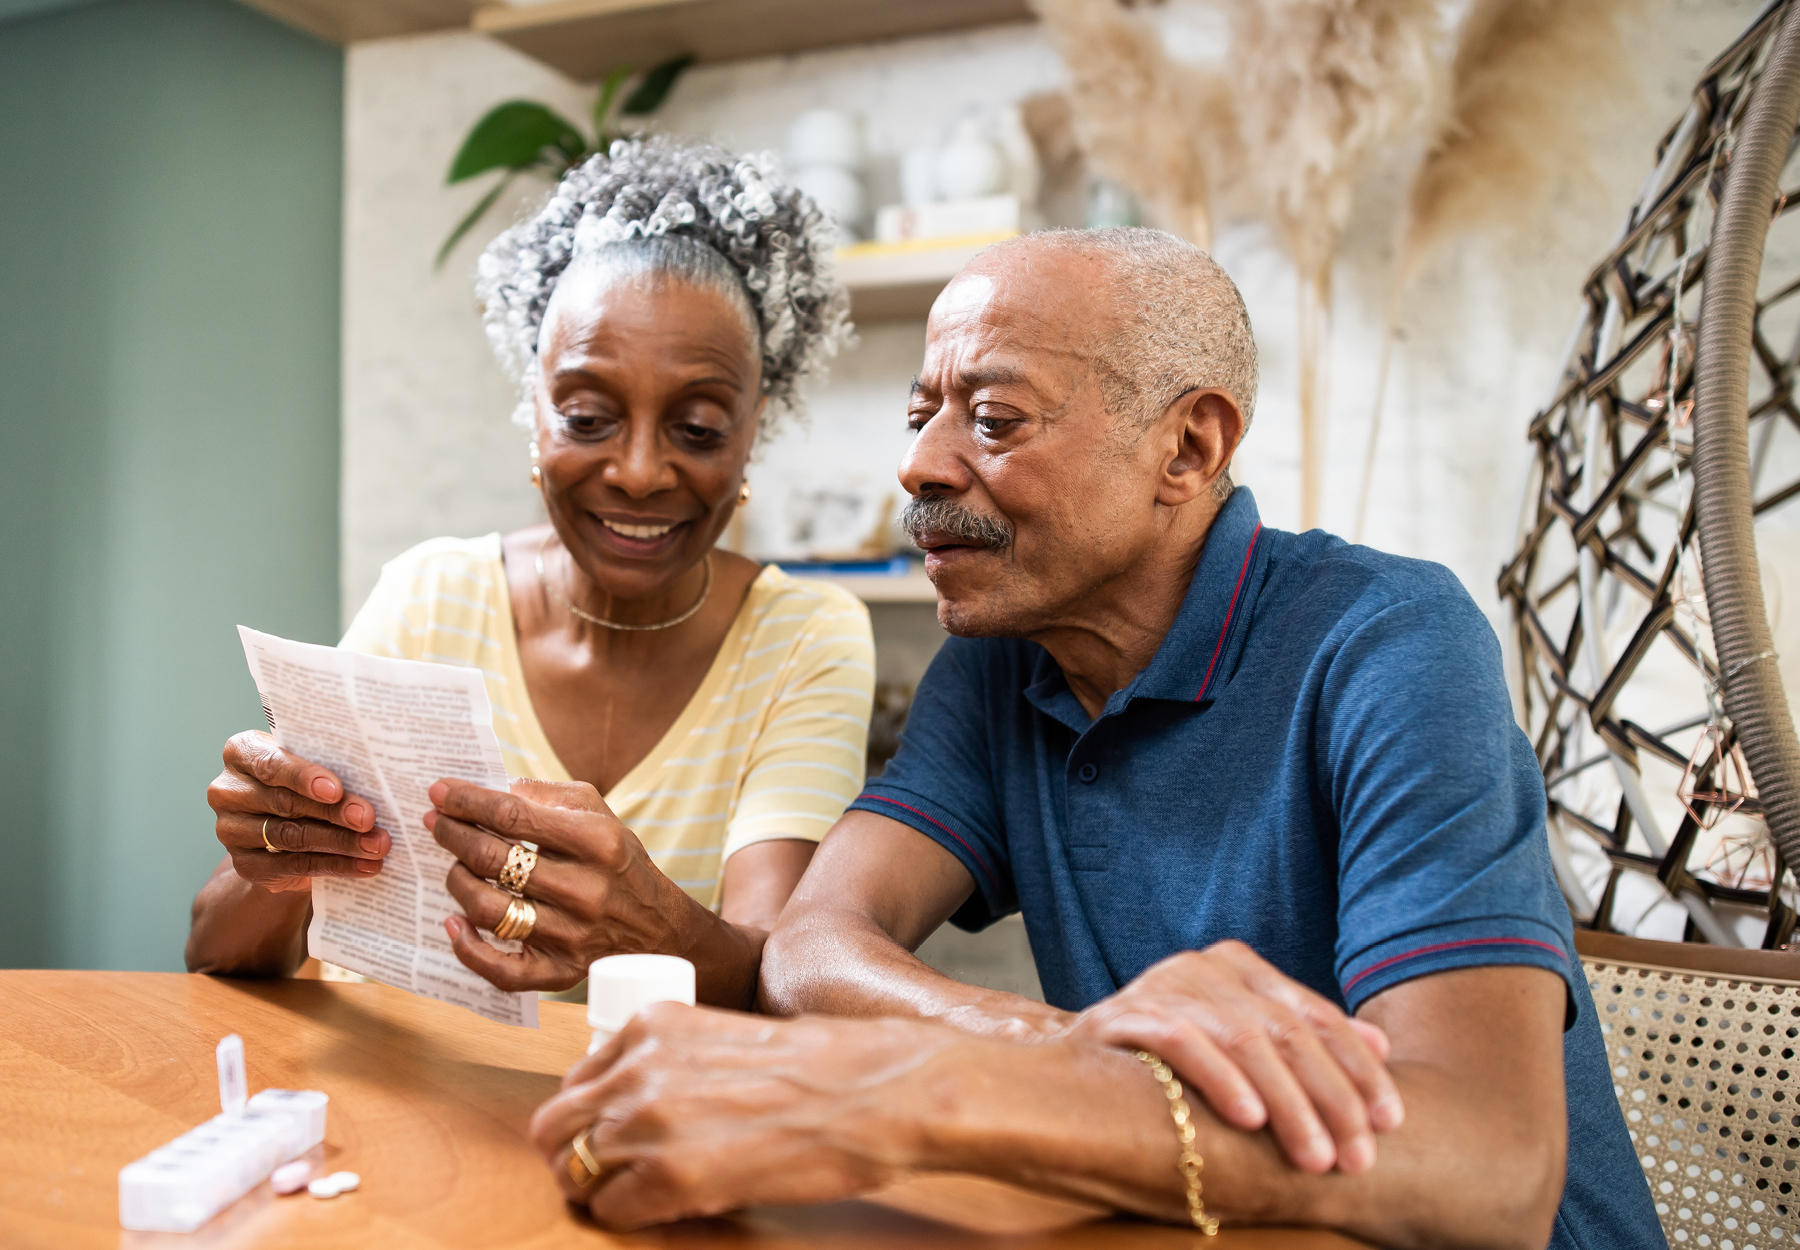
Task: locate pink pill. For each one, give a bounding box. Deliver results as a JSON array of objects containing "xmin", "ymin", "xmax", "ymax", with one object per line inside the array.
[{"xmin": 271, "ymin": 1160, "xmax": 312, "ymax": 1195}]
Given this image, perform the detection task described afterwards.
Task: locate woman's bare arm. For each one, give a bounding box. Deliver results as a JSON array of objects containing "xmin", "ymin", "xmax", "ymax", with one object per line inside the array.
[{"xmin": 185, "ymin": 857, "xmax": 312, "ymax": 976}]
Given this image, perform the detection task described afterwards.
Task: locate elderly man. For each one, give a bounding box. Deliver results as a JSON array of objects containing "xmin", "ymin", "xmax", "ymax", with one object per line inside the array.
[{"xmin": 529, "ymin": 229, "xmax": 1662, "ymax": 1250}]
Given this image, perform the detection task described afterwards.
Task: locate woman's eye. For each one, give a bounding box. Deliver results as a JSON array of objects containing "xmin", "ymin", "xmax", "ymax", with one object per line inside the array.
[
  {"xmin": 678, "ymin": 422, "xmax": 727, "ymax": 447},
  {"xmin": 556, "ymin": 409, "xmax": 616, "ymax": 437}
]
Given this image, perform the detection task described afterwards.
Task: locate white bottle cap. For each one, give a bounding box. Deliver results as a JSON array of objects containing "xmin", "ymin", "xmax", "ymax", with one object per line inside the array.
[{"xmin": 586, "ymin": 954, "xmax": 696, "ymax": 1034}]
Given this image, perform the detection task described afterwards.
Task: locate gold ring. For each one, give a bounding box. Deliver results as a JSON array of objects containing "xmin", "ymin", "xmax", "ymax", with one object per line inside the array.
[
  {"xmin": 497, "ymin": 842, "xmax": 539, "ymax": 895},
  {"xmin": 262, "ymin": 818, "xmax": 284, "ymax": 854},
  {"xmin": 493, "ymin": 896, "xmax": 537, "ymax": 942},
  {"xmin": 567, "ymin": 1128, "xmax": 603, "ymax": 1188}
]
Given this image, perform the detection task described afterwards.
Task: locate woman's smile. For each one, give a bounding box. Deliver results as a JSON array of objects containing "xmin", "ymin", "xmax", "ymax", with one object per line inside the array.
[
  {"xmin": 601, "ymin": 517, "xmax": 678, "ymax": 540},
  {"xmin": 585, "ymin": 510, "xmax": 689, "ymax": 557}
]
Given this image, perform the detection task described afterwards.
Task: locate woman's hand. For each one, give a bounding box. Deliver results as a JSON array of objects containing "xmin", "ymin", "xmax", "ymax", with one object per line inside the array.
[
  {"xmin": 206, "ymin": 731, "xmax": 391, "ymax": 892},
  {"xmin": 529, "ymin": 1003, "xmax": 944, "ymax": 1230},
  {"xmin": 1064, "ymin": 941, "xmax": 1403, "ymax": 1176},
  {"xmin": 426, "ymin": 778, "xmax": 723, "ymax": 994}
]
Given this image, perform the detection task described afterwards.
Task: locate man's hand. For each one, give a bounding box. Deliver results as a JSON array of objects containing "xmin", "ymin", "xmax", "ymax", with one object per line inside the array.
[
  {"xmin": 1067, "ymin": 942, "xmax": 1403, "ymax": 1175},
  {"xmin": 530, "ymin": 1003, "xmax": 950, "ymax": 1230}
]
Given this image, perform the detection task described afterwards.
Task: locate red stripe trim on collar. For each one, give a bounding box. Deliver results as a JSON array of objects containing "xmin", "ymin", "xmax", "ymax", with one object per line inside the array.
[
  {"xmin": 1342, "ymin": 937, "xmax": 1567, "ymax": 993},
  {"xmin": 1194, "ymin": 522, "xmax": 1262, "ymax": 702}
]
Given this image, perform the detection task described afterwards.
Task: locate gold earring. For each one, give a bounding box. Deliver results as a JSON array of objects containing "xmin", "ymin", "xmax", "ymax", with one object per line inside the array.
[
  {"xmin": 738, "ymin": 481, "xmax": 752, "ymax": 506},
  {"xmin": 529, "ymin": 440, "xmax": 541, "ymax": 488}
]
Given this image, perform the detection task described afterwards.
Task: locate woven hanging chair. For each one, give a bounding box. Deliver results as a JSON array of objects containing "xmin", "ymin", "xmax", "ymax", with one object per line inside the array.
[{"xmin": 1502, "ymin": 0, "xmax": 1800, "ymax": 949}]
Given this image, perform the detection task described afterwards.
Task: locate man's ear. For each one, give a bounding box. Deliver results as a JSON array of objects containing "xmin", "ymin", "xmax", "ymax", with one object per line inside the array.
[{"xmin": 1156, "ymin": 388, "xmax": 1244, "ymax": 507}]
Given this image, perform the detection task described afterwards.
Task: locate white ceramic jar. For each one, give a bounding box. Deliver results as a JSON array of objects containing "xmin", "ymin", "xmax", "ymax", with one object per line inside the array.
[
  {"xmin": 785, "ymin": 108, "xmax": 863, "ymax": 170},
  {"xmin": 936, "ymin": 118, "xmax": 1005, "ymax": 202}
]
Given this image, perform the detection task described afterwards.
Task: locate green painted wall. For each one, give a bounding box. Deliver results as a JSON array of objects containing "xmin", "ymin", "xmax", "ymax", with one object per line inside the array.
[{"xmin": 0, "ymin": 0, "xmax": 343, "ymax": 970}]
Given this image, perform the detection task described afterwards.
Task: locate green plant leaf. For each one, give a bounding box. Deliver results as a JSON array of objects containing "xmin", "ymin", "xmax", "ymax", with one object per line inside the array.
[
  {"xmin": 448, "ymin": 101, "xmax": 586, "ymax": 184},
  {"xmin": 621, "ymin": 55, "xmax": 694, "ymax": 116},
  {"xmin": 591, "ymin": 65, "xmax": 632, "ymax": 148},
  {"xmin": 435, "ymin": 172, "xmax": 515, "ymax": 271}
]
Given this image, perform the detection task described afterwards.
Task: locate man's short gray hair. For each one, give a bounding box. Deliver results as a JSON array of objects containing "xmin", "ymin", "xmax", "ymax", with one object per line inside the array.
[
  {"xmin": 475, "ymin": 136, "xmax": 853, "ymax": 438},
  {"xmin": 998, "ymin": 227, "xmax": 1258, "ymax": 437}
]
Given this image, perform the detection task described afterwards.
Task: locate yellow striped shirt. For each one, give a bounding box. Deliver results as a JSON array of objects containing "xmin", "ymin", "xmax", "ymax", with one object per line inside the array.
[{"xmin": 338, "ymin": 534, "xmax": 874, "ymax": 910}]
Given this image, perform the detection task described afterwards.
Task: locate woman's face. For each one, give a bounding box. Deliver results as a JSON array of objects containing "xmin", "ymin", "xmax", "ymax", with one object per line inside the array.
[{"xmin": 533, "ymin": 267, "xmax": 763, "ymax": 606}]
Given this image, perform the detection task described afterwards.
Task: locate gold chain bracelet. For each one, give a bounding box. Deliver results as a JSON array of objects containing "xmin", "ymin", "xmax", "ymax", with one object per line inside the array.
[{"xmin": 1132, "ymin": 1049, "xmax": 1220, "ymax": 1235}]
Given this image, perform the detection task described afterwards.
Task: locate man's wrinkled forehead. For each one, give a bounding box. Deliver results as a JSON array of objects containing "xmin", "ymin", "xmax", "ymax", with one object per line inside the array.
[{"xmin": 920, "ymin": 246, "xmax": 1115, "ymax": 385}]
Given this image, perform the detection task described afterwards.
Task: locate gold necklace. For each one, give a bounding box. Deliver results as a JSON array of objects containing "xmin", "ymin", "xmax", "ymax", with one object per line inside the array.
[{"xmin": 535, "ymin": 533, "xmax": 713, "ymax": 632}]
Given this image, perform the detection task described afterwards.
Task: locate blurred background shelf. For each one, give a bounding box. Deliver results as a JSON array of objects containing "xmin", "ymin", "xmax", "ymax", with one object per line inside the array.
[
  {"xmin": 799, "ymin": 569, "xmax": 937, "ymax": 605},
  {"xmin": 837, "ymin": 234, "xmax": 1013, "ymax": 324},
  {"xmin": 472, "ymin": 0, "xmax": 1033, "ymax": 84},
  {"xmin": 237, "ymin": 0, "xmax": 477, "ymax": 42}
]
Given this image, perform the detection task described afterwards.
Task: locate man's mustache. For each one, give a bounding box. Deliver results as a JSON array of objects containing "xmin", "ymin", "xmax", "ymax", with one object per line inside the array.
[{"xmin": 902, "ymin": 494, "xmax": 1013, "ymax": 551}]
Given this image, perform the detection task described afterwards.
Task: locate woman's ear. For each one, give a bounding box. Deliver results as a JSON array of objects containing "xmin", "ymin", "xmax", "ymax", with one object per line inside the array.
[{"xmin": 1157, "ymin": 388, "xmax": 1244, "ymax": 507}]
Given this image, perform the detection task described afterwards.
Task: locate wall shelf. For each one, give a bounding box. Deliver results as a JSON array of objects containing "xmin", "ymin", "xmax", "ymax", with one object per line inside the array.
[
  {"xmin": 237, "ymin": 0, "xmax": 477, "ymax": 43},
  {"xmin": 473, "ymin": 0, "xmax": 1033, "ymax": 84},
  {"xmin": 807, "ymin": 570, "xmax": 938, "ymax": 605},
  {"xmin": 837, "ymin": 233, "xmax": 1013, "ymax": 324}
]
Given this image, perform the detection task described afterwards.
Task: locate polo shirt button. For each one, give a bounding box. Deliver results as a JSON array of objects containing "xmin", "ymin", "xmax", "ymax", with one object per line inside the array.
[{"xmin": 1077, "ymin": 762, "xmax": 1098, "ymax": 783}]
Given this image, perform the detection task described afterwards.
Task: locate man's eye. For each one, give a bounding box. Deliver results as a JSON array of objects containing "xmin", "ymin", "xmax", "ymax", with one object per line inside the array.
[
  {"xmin": 907, "ymin": 401, "xmax": 942, "ymax": 432},
  {"xmin": 974, "ymin": 415, "xmax": 1015, "ymax": 435}
]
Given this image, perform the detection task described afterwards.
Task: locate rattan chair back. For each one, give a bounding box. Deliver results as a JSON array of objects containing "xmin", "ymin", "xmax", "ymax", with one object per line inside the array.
[{"xmin": 1579, "ymin": 931, "xmax": 1800, "ymax": 1247}]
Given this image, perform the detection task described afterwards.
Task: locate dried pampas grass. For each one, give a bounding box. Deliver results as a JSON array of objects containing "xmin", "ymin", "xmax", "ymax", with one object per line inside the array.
[
  {"xmin": 1405, "ymin": 0, "xmax": 1639, "ymax": 272},
  {"xmin": 1226, "ymin": 0, "xmax": 1442, "ymax": 286},
  {"xmin": 1224, "ymin": 0, "xmax": 1441, "ymax": 529},
  {"xmin": 1353, "ymin": 0, "xmax": 1639, "ymax": 540},
  {"xmin": 1029, "ymin": 0, "xmax": 1236, "ymax": 249}
]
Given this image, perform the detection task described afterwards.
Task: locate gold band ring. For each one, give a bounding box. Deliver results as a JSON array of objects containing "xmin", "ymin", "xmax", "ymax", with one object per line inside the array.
[
  {"xmin": 567, "ymin": 1128, "xmax": 604, "ymax": 1188},
  {"xmin": 492, "ymin": 896, "xmax": 537, "ymax": 942},
  {"xmin": 497, "ymin": 842, "xmax": 539, "ymax": 895},
  {"xmin": 262, "ymin": 818, "xmax": 284, "ymax": 854}
]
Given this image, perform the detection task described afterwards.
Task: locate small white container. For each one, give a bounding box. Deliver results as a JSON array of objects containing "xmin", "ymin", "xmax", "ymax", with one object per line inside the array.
[
  {"xmin": 900, "ymin": 146, "xmax": 940, "ymax": 208},
  {"xmin": 118, "ymin": 1098, "xmax": 328, "ymax": 1232},
  {"xmin": 936, "ymin": 119, "xmax": 1005, "ymax": 202},
  {"xmin": 587, "ymin": 954, "xmax": 697, "ymax": 1054},
  {"xmin": 791, "ymin": 164, "xmax": 866, "ymax": 239},
  {"xmin": 785, "ymin": 108, "xmax": 863, "ymax": 171}
]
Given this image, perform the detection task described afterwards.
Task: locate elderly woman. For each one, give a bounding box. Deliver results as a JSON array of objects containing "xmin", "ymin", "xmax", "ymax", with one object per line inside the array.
[{"xmin": 185, "ymin": 139, "xmax": 870, "ymax": 1007}]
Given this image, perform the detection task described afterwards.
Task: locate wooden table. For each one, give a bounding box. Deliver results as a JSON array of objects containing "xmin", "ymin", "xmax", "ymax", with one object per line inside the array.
[{"xmin": 0, "ymin": 971, "xmax": 1365, "ymax": 1249}]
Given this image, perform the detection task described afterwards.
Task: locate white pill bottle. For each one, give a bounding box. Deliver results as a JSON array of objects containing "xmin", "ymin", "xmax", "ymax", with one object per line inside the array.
[{"xmin": 586, "ymin": 954, "xmax": 697, "ymax": 1055}]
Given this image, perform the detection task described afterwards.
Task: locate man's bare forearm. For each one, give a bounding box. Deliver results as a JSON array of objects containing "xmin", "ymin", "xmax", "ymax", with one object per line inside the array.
[
  {"xmin": 908, "ymin": 1035, "xmax": 1562, "ymax": 1250},
  {"xmin": 185, "ymin": 857, "xmax": 311, "ymax": 976},
  {"xmin": 760, "ymin": 903, "xmax": 1070, "ymax": 1041},
  {"xmin": 761, "ymin": 813, "xmax": 1071, "ymax": 1039}
]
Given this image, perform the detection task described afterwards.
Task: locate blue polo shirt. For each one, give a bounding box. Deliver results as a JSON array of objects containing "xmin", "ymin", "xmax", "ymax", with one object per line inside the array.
[{"xmin": 851, "ymin": 488, "xmax": 1662, "ymax": 1249}]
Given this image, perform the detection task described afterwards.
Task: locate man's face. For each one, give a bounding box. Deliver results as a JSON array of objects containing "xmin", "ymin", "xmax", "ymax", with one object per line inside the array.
[{"xmin": 901, "ymin": 248, "xmax": 1177, "ymax": 638}]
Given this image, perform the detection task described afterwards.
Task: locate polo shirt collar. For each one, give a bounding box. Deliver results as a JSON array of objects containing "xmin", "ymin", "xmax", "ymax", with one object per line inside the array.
[
  {"xmin": 1023, "ymin": 488, "xmax": 1266, "ymax": 731},
  {"xmin": 1133, "ymin": 486, "xmax": 1265, "ymax": 704}
]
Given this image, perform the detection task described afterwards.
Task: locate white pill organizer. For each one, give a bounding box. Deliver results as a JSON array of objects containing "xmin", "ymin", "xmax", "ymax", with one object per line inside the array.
[{"xmin": 118, "ymin": 1034, "xmax": 329, "ymax": 1233}]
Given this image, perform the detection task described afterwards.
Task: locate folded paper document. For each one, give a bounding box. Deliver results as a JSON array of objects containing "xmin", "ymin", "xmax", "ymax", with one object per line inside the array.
[{"xmin": 238, "ymin": 626, "xmax": 537, "ymax": 1028}]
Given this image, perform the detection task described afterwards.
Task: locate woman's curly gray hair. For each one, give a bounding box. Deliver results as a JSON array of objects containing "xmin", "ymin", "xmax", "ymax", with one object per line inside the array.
[{"xmin": 475, "ymin": 136, "xmax": 853, "ymax": 436}]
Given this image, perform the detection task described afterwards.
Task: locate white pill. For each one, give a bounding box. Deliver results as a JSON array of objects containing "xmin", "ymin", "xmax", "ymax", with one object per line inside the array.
[
  {"xmin": 271, "ymin": 1160, "xmax": 312, "ymax": 1195},
  {"xmin": 326, "ymin": 1171, "xmax": 360, "ymax": 1193},
  {"xmin": 307, "ymin": 1177, "xmax": 343, "ymax": 1199}
]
